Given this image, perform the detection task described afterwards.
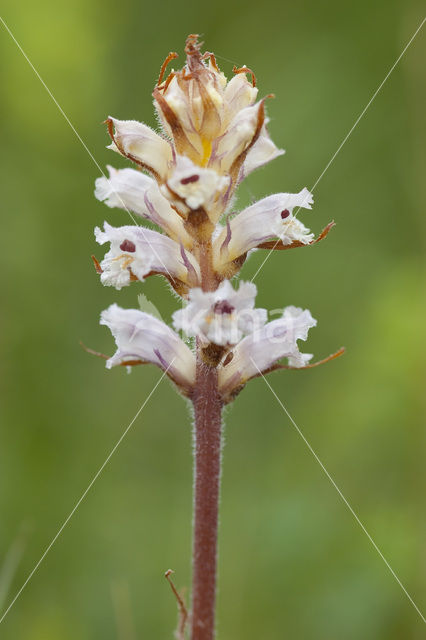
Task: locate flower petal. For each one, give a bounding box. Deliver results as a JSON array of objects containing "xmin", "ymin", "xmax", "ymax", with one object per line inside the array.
[
  {"xmin": 223, "ymin": 73, "xmax": 258, "ymax": 123},
  {"xmin": 163, "ymin": 155, "xmax": 230, "ymax": 218},
  {"xmin": 95, "ymin": 165, "xmax": 154, "ymax": 208},
  {"xmin": 95, "ymin": 166, "xmax": 191, "ymax": 244},
  {"xmin": 101, "ymin": 304, "xmax": 195, "ymax": 391},
  {"xmin": 239, "ymin": 122, "xmax": 285, "ymax": 180},
  {"xmin": 95, "ymin": 222, "xmax": 200, "ymax": 290},
  {"xmin": 213, "ymin": 188, "xmax": 314, "ymax": 267},
  {"xmin": 219, "ymin": 306, "xmax": 317, "ymax": 393},
  {"xmin": 173, "ymin": 280, "xmax": 266, "ymax": 346},
  {"xmin": 210, "ymin": 100, "xmax": 264, "ymax": 175},
  {"xmin": 153, "ymin": 47, "xmax": 227, "ymax": 162},
  {"xmin": 107, "ymin": 117, "xmax": 173, "ymax": 181}
]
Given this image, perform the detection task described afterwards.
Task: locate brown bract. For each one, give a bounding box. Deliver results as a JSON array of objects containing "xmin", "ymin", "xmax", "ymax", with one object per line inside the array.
[
  {"xmin": 257, "ymin": 220, "xmax": 336, "ymax": 250},
  {"xmin": 220, "ymin": 347, "xmax": 346, "ymax": 404}
]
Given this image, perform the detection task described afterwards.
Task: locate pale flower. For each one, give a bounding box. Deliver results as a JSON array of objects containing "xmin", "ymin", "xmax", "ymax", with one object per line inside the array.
[
  {"xmin": 239, "ymin": 120, "xmax": 285, "ymax": 181},
  {"xmin": 95, "ymin": 222, "xmax": 200, "ymax": 290},
  {"xmin": 213, "ymin": 188, "xmax": 314, "ymax": 270},
  {"xmin": 222, "ymin": 72, "xmax": 258, "ymax": 123},
  {"xmin": 106, "ymin": 117, "xmax": 173, "ymax": 182},
  {"xmin": 101, "ymin": 304, "xmax": 195, "ymax": 393},
  {"xmin": 153, "ymin": 35, "xmax": 283, "ymax": 192},
  {"xmin": 162, "ymin": 155, "xmax": 230, "ymax": 218},
  {"xmin": 173, "ymin": 280, "xmax": 267, "ymax": 346},
  {"xmin": 219, "ymin": 306, "xmax": 317, "ymax": 396},
  {"xmin": 95, "ymin": 165, "xmax": 191, "ymax": 244},
  {"xmin": 153, "ymin": 36, "xmax": 227, "ymax": 164},
  {"xmin": 209, "ymin": 100, "xmax": 267, "ymax": 176}
]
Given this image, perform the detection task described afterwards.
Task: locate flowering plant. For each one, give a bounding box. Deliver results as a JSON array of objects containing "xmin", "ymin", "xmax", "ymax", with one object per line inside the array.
[{"xmin": 91, "ymin": 35, "xmax": 341, "ymax": 640}]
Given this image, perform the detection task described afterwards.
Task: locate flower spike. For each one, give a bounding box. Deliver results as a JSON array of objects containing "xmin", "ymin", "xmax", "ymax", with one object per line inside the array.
[{"xmin": 93, "ymin": 35, "xmax": 341, "ymax": 394}]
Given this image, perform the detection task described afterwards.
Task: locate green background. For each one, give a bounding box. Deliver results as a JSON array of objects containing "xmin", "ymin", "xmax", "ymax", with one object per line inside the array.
[{"xmin": 1, "ymin": 0, "xmax": 425, "ymax": 638}]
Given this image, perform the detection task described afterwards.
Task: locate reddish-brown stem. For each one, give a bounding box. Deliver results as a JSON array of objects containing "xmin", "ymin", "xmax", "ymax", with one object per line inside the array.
[
  {"xmin": 190, "ymin": 238, "xmax": 223, "ymax": 640},
  {"xmin": 191, "ymin": 355, "xmax": 222, "ymax": 640}
]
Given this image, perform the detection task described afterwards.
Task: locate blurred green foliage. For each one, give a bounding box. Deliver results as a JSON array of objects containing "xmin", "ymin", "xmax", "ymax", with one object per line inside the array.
[{"xmin": 0, "ymin": 0, "xmax": 425, "ymax": 638}]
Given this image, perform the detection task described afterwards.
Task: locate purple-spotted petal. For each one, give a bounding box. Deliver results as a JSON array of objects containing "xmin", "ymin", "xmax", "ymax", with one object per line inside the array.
[
  {"xmin": 213, "ymin": 188, "xmax": 314, "ymax": 266},
  {"xmin": 95, "ymin": 222, "xmax": 200, "ymax": 290},
  {"xmin": 173, "ymin": 279, "xmax": 266, "ymax": 346},
  {"xmin": 163, "ymin": 155, "xmax": 230, "ymax": 217}
]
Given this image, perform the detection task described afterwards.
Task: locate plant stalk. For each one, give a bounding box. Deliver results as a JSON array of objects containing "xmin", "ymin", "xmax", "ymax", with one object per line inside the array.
[
  {"xmin": 191, "ymin": 354, "xmax": 222, "ymax": 640},
  {"xmin": 190, "ymin": 237, "xmax": 223, "ymax": 640}
]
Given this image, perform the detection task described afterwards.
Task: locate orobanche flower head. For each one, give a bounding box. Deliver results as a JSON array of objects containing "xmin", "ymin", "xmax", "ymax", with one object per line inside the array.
[
  {"xmin": 93, "ymin": 35, "xmax": 339, "ymax": 401},
  {"xmin": 90, "ymin": 35, "xmax": 342, "ymax": 640}
]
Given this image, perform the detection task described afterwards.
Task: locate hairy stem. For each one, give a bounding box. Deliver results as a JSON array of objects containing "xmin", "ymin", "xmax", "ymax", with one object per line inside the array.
[
  {"xmin": 191, "ymin": 237, "xmax": 223, "ymax": 640},
  {"xmin": 191, "ymin": 353, "xmax": 222, "ymax": 640}
]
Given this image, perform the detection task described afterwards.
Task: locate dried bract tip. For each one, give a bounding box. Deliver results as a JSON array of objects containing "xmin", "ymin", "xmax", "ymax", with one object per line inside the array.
[
  {"xmin": 233, "ymin": 65, "xmax": 257, "ymax": 87},
  {"xmin": 157, "ymin": 51, "xmax": 179, "ymax": 87}
]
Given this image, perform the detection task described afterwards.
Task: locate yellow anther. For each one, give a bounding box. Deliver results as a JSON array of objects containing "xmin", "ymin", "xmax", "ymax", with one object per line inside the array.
[{"xmin": 112, "ymin": 254, "xmax": 134, "ymax": 270}]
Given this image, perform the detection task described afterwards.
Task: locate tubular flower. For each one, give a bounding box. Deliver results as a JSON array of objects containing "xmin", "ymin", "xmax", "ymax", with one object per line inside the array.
[
  {"xmin": 162, "ymin": 155, "xmax": 230, "ymax": 221},
  {"xmin": 172, "ymin": 280, "xmax": 267, "ymax": 347},
  {"xmin": 95, "ymin": 222, "xmax": 200, "ymax": 291},
  {"xmin": 238, "ymin": 119, "xmax": 285, "ymax": 181},
  {"xmin": 101, "ymin": 304, "xmax": 195, "ymax": 394},
  {"xmin": 213, "ymin": 188, "xmax": 314, "ymax": 272},
  {"xmin": 95, "ymin": 165, "xmax": 191, "ymax": 244},
  {"xmin": 219, "ymin": 307, "xmax": 317, "ymax": 399},
  {"xmin": 91, "ymin": 34, "xmax": 340, "ymax": 398},
  {"xmin": 153, "ymin": 35, "xmax": 263, "ymax": 170},
  {"xmin": 106, "ymin": 117, "xmax": 173, "ymax": 182}
]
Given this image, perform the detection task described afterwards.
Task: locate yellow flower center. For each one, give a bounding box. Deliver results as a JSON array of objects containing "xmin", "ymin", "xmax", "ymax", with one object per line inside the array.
[{"xmin": 201, "ymin": 138, "xmax": 212, "ymax": 167}]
